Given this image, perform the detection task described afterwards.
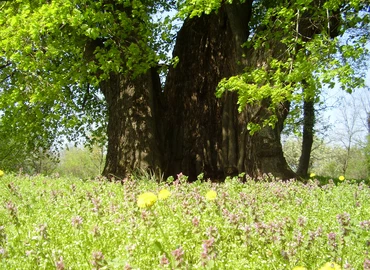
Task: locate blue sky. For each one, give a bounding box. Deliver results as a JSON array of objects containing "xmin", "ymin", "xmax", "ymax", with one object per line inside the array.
[{"xmin": 321, "ymin": 67, "xmax": 370, "ymax": 145}]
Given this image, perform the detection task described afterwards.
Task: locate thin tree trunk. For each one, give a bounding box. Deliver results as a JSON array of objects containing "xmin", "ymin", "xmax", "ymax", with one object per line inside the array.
[
  {"xmin": 297, "ymin": 99, "xmax": 315, "ymax": 177},
  {"xmin": 294, "ymin": 1, "xmax": 339, "ymax": 178}
]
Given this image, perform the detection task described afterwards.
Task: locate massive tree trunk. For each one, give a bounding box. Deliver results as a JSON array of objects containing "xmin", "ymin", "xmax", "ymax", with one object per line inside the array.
[
  {"xmin": 101, "ymin": 69, "xmax": 163, "ymax": 179},
  {"xmin": 98, "ymin": 1, "xmax": 342, "ymax": 181},
  {"xmin": 163, "ymin": 2, "xmax": 296, "ymax": 180}
]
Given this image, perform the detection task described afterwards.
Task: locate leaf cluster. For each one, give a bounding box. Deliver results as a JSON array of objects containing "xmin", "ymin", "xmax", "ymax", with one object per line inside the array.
[
  {"xmin": 216, "ymin": 0, "xmax": 369, "ymax": 133},
  {"xmin": 0, "ymin": 0, "xmax": 178, "ymax": 152}
]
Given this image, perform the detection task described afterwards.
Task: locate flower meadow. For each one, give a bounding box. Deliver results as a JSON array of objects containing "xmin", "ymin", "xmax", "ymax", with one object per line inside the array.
[{"xmin": 0, "ymin": 172, "xmax": 370, "ymax": 269}]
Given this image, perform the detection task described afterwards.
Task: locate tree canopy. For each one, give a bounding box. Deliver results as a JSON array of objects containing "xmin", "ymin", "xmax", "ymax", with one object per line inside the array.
[
  {"xmin": 217, "ymin": 0, "xmax": 369, "ymax": 133},
  {"xmin": 0, "ymin": 0, "xmax": 171, "ymax": 150}
]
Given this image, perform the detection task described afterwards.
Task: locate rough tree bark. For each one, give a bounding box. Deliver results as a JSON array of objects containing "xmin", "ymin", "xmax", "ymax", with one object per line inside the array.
[
  {"xmin": 100, "ymin": 0, "xmax": 340, "ymax": 180},
  {"xmin": 101, "ymin": 69, "xmax": 163, "ymax": 179},
  {"xmin": 163, "ymin": 2, "xmax": 295, "ymax": 180}
]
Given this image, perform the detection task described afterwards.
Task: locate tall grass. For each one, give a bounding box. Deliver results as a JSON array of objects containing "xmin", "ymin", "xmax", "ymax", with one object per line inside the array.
[{"xmin": 0, "ymin": 173, "xmax": 369, "ymax": 269}]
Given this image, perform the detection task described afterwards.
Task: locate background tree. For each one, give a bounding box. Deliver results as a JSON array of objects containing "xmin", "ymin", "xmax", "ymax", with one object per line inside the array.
[
  {"xmin": 0, "ymin": 124, "xmax": 59, "ymax": 174},
  {"xmin": 283, "ymin": 136, "xmax": 369, "ymax": 179},
  {"xmin": 56, "ymin": 144, "xmax": 106, "ymax": 179},
  {"xmin": 296, "ymin": 96, "xmax": 315, "ymax": 178},
  {"xmin": 283, "ymin": 89, "xmax": 370, "ymax": 179},
  {"xmin": 336, "ymin": 95, "xmax": 366, "ymax": 175}
]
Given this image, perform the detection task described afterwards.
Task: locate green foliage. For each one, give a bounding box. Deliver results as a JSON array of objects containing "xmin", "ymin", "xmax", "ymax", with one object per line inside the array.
[
  {"xmin": 0, "ymin": 1, "xmax": 106, "ymax": 154},
  {"xmin": 364, "ymin": 135, "xmax": 370, "ymax": 175},
  {"xmin": 0, "ymin": 0, "xmax": 176, "ymax": 155},
  {"xmin": 1, "ymin": 0, "xmax": 368, "ymax": 172},
  {"xmin": 177, "ymin": 0, "xmax": 225, "ymax": 19},
  {"xmin": 0, "ymin": 126, "xmax": 58, "ymax": 174},
  {"xmin": 216, "ymin": 0, "xmax": 369, "ymax": 132},
  {"xmin": 1, "ymin": 174, "xmax": 370, "ymax": 269},
  {"xmin": 0, "ymin": 130, "xmax": 30, "ymax": 172},
  {"xmin": 283, "ymin": 136, "xmax": 369, "ymax": 179},
  {"xmin": 55, "ymin": 145, "xmax": 105, "ymax": 179}
]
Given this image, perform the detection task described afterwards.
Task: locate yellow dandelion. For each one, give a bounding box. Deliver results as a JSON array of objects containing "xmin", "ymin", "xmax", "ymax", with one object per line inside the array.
[
  {"xmin": 293, "ymin": 266, "xmax": 307, "ymax": 270},
  {"xmin": 319, "ymin": 262, "xmax": 341, "ymax": 270},
  {"xmin": 338, "ymin": 175, "xmax": 345, "ymax": 181},
  {"xmin": 0, "ymin": 170, "xmax": 4, "ymax": 177},
  {"xmin": 310, "ymin": 173, "xmax": 316, "ymax": 178},
  {"xmin": 158, "ymin": 189, "xmax": 171, "ymax": 200},
  {"xmin": 205, "ymin": 190, "xmax": 217, "ymax": 201},
  {"xmin": 137, "ymin": 192, "xmax": 157, "ymax": 208}
]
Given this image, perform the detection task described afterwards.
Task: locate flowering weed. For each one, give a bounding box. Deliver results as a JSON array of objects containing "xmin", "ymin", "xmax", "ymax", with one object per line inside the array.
[{"xmin": 0, "ymin": 174, "xmax": 369, "ymax": 269}]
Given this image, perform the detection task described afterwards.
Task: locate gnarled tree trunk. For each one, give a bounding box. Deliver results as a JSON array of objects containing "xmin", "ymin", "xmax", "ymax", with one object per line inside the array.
[
  {"xmin": 163, "ymin": 2, "xmax": 295, "ymax": 180},
  {"xmin": 101, "ymin": 69, "xmax": 163, "ymax": 179}
]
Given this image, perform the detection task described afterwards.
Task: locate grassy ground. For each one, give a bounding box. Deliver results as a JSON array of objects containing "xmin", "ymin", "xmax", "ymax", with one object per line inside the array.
[{"xmin": 0, "ymin": 173, "xmax": 369, "ymax": 269}]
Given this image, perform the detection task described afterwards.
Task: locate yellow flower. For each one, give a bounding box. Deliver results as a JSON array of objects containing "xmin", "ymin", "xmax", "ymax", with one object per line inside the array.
[
  {"xmin": 0, "ymin": 170, "xmax": 4, "ymax": 177},
  {"xmin": 310, "ymin": 173, "xmax": 316, "ymax": 178},
  {"xmin": 293, "ymin": 266, "xmax": 307, "ymax": 270},
  {"xmin": 338, "ymin": 175, "xmax": 345, "ymax": 181},
  {"xmin": 319, "ymin": 262, "xmax": 341, "ymax": 270},
  {"xmin": 137, "ymin": 192, "xmax": 157, "ymax": 208},
  {"xmin": 158, "ymin": 189, "xmax": 171, "ymax": 200},
  {"xmin": 205, "ymin": 190, "xmax": 217, "ymax": 201}
]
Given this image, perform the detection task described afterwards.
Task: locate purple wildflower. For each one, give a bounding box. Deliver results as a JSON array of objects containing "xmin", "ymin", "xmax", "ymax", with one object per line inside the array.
[
  {"xmin": 55, "ymin": 256, "xmax": 65, "ymax": 270},
  {"xmin": 337, "ymin": 212, "xmax": 351, "ymax": 227},
  {"xmin": 192, "ymin": 216, "xmax": 200, "ymax": 227},
  {"xmin": 5, "ymin": 201, "xmax": 17, "ymax": 218},
  {"xmin": 364, "ymin": 258, "xmax": 370, "ymax": 270},
  {"xmin": 160, "ymin": 254, "xmax": 170, "ymax": 266},
  {"xmin": 360, "ymin": 220, "xmax": 370, "ymax": 230},
  {"xmin": 327, "ymin": 232, "xmax": 337, "ymax": 248},
  {"xmin": 91, "ymin": 251, "xmax": 105, "ymax": 269},
  {"xmin": 71, "ymin": 216, "xmax": 83, "ymax": 228},
  {"xmin": 172, "ymin": 247, "xmax": 184, "ymax": 265},
  {"xmin": 297, "ymin": 216, "xmax": 307, "ymax": 227},
  {"xmin": 36, "ymin": 223, "xmax": 48, "ymax": 239}
]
